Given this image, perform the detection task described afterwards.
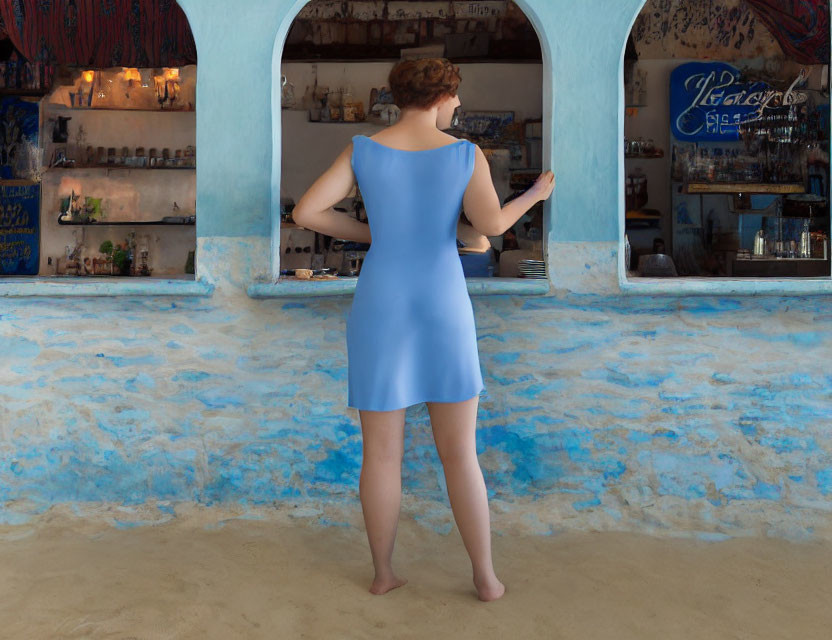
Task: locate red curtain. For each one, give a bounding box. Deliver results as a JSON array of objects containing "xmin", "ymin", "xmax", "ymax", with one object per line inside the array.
[
  {"xmin": 0, "ymin": 0, "xmax": 196, "ymax": 67},
  {"xmin": 747, "ymin": 0, "xmax": 829, "ymax": 64},
  {"xmin": 1, "ymin": 1, "xmax": 826, "ymax": 67}
]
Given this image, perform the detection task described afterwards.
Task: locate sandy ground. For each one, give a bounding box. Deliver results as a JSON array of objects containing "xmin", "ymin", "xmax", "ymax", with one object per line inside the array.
[{"xmin": 1, "ymin": 505, "xmax": 830, "ymax": 640}]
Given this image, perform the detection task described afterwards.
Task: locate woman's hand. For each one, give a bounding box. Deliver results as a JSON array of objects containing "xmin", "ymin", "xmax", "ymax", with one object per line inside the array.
[{"xmin": 527, "ymin": 170, "xmax": 555, "ymax": 203}]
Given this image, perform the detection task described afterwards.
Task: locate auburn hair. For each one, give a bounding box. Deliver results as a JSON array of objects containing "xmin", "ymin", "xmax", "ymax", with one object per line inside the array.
[{"xmin": 388, "ymin": 57, "xmax": 461, "ymax": 110}]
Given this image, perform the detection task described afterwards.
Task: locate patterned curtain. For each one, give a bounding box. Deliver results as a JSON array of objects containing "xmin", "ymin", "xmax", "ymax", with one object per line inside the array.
[
  {"xmin": 747, "ymin": 0, "xmax": 830, "ymax": 64},
  {"xmin": 0, "ymin": 0, "xmax": 196, "ymax": 67}
]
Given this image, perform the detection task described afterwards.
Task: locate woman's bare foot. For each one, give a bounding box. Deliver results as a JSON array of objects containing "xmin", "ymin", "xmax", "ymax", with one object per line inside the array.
[
  {"xmin": 474, "ymin": 576, "xmax": 506, "ymax": 601},
  {"xmin": 369, "ymin": 574, "xmax": 408, "ymax": 595}
]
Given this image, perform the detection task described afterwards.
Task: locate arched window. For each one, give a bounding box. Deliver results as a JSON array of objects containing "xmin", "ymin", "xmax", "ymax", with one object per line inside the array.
[
  {"xmin": 622, "ymin": 0, "xmax": 830, "ymax": 286},
  {"xmin": 0, "ymin": 0, "xmax": 210, "ymax": 296},
  {"xmin": 255, "ymin": 0, "xmax": 552, "ymax": 298}
]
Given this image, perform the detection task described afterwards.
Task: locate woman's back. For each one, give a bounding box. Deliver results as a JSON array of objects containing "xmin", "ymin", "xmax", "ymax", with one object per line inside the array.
[
  {"xmin": 346, "ymin": 133, "xmax": 484, "ymax": 411},
  {"xmin": 350, "ymin": 134, "xmax": 474, "ymax": 259}
]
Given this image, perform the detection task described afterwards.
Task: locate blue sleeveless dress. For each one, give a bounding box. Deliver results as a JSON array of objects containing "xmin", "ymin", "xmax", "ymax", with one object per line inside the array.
[{"xmin": 346, "ymin": 133, "xmax": 485, "ymax": 411}]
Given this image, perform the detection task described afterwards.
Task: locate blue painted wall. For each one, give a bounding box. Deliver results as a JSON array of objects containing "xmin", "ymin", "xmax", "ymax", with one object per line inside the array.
[{"xmin": 0, "ymin": 0, "xmax": 830, "ymax": 541}]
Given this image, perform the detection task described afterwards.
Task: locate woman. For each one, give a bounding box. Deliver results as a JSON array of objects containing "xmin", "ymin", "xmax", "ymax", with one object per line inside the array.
[{"xmin": 292, "ymin": 58, "xmax": 555, "ymax": 602}]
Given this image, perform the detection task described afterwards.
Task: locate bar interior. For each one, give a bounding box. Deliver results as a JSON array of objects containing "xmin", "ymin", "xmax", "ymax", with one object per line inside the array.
[
  {"xmin": 0, "ymin": 2, "xmax": 196, "ymax": 279},
  {"xmin": 278, "ymin": 0, "xmax": 545, "ymax": 283},
  {"xmin": 624, "ymin": 0, "xmax": 831, "ymax": 279}
]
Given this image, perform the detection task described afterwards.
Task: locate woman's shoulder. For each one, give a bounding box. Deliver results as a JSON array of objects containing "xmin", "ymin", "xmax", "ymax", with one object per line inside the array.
[{"xmin": 356, "ymin": 131, "xmax": 466, "ymax": 147}]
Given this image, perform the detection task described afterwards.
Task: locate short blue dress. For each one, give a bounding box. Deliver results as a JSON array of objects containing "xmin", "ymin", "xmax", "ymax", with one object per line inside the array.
[{"xmin": 346, "ymin": 133, "xmax": 485, "ymax": 411}]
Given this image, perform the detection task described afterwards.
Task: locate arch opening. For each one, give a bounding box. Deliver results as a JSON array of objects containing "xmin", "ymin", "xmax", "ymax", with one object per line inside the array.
[
  {"xmin": 621, "ymin": 0, "xmax": 831, "ymax": 281},
  {"xmin": 0, "ymin": 1, "xmax": 198, "ymax": 280},
  {"xmin": 270, "ymin": 0, "xmax": 552, "ymax": 286}
]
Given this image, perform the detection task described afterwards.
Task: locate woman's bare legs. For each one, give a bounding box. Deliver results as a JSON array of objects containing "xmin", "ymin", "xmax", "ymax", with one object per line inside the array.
[
  {"xmin": 358, "ymin": 406, "xmax": 409, "ymax": 594},
  {"xmin": 426, "ymin": 395, "xmax": 505, "ymax": 601}
]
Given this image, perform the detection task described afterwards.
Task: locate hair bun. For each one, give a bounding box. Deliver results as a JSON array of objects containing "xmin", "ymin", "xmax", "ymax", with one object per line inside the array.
[{"xmin": 388, "ymin": 58, "xmax": 461, "ymax": 110}]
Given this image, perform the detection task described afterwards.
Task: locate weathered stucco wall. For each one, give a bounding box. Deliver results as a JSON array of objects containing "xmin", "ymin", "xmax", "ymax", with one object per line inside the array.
[{"xmin": 1, "ymin": 0, "xmax": 830, "ymax": 541}]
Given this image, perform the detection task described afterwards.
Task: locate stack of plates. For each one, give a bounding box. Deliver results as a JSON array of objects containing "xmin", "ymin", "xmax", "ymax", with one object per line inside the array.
[{"xmin": 518, "ymin": 259, "xmax": 546, "ymax": 278}]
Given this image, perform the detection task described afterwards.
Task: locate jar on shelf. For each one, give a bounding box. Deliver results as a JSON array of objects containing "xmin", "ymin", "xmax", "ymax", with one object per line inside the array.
[{"xmin": 628, "ymin": 167, "xmax": 648, "ymax": 209}]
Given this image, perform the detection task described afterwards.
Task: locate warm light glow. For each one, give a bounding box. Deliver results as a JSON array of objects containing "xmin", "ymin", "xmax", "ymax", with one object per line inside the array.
[
  {"xmin": 123, "ymin": 68, "xmax": 141, "ymax": 82},
  {"xmin": 81, "ymin": 70, "xmax": 95, "ymax": 83},
  {"xmin": 153, "ymin": 69, "xmax": 181, "ymax": 106}
]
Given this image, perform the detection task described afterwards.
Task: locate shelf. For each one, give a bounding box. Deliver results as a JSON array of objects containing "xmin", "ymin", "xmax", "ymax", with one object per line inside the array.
[
  {"xmin": 247, "ymin": 276, "xmax": 550, "ymax": 298},
  {"xmin": 57, "ymin": 219, "xmax": 194, "ymax": 226},
  {"xmin": 46, "ymin": 104, "xmax": 194, "ymax": 113},
  {"xmin": 620, "ymin": 276, "xmax": 832, "ymax": 297},
  {"xmin": 626, "ymin": 221, "xmax": 661, "ymax": 230},
  {"xmin": 626, "ymin": 209, "xmax": 662, "ymax": 229},
  {"xmin": 735, "ymin": 211, "xmax": 829, "ymax": 220},
  {"xmin": 625, "ymin": 151, "xmax": 665, "ymax": 159},
  {"xmin": 625, "ymin": 209, "xmax": 662, "ymax": 219},
  {"xmin": 735, "ymin": 257, "xmax": 829, "ymax": 262},
  {"xmin": 0, "ymin": 276, "xmax": 213, "ymax": 298},
  {"xmin": 0, "ymin": 88, "xmax": 49, "ymax": 97},
  {"xmin": 48, "ymin": 164, "xmax": 194, "ymax": 171},
  {"xmin": 686, "ymin": 183, "xmax": 805, "ymax": 194}
]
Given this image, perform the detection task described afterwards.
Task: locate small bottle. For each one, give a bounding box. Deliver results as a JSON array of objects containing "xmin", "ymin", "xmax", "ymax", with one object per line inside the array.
[
  {"xmin": 624, "ymin": 234, "xmax": 632, "ymax": 271},
  {"xmin": 799, "ymin": 219, "xmax": 812, "ymax": 258}
]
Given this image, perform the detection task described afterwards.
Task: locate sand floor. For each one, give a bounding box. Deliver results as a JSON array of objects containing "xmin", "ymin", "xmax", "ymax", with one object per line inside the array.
[{"xmin": 1, "ymin": 505, "xmax": 830, "ymax": 640}]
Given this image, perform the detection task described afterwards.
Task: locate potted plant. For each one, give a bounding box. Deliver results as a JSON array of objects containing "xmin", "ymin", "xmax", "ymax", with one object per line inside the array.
[
  {"xmin": 96, "ymin": 240, "xmax": 114, "ymax": 275},
  {"xmin": 112, "ymin": 242, "xmax": 132, "ymax": 275},
  {"xmin": 98, "ymin": 239, "xmax": 131, "ymax": 276}
]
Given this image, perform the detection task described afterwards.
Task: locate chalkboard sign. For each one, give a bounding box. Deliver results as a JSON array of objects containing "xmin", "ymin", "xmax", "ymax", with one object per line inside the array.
[
  {"xmin": 670, "ymin": 61, "xmax": 807, "ymax": 142},
  {"xmin": 0, "ymin": 181, "xmax": 40, "ymax": 275},
  {"xmin": 0, "ymin": 97, "xmax": 39, "ymax": 179}
]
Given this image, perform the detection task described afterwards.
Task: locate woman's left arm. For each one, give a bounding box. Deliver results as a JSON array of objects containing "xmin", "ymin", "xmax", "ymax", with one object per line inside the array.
[{"xmin": 291, "ymin": 142, "xmax": 372, "ymax": 244}]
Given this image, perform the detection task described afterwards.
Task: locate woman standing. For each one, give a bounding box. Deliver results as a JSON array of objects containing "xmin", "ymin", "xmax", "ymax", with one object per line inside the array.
[{"xmin": 292, "ymin": 58, "xmax": 555, "ymax": 602}]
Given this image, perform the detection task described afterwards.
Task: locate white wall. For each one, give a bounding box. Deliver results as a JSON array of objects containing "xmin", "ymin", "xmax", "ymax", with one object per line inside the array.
[
  {"xmin": 39, "ymin": 105, "xmax": 197, "ymax": 276},
  {"xmin": 279, "ymin": 61, "xmax": 543, "ymax": 205},
  {"xmin": 623, "ymin": 58, "xmax": 678, "ymax": 252}
]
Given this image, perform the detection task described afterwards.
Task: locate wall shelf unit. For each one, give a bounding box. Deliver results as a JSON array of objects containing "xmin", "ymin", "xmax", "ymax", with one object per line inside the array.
[
  {"xmin": 48, "ymin": 165, "xmax": 195, "ymax": 171},
  {"xmin": 57, "ymin": 218, "xmax": 195, "ymax": 226}
]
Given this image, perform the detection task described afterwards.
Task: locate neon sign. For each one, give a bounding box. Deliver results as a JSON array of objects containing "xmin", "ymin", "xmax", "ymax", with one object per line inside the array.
[{"xmin": 670, "ymin": 62, "xmax": 807, "ymax": 141}]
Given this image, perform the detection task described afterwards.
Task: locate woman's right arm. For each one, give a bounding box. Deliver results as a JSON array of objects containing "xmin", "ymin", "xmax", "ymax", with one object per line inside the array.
[
  {"xmin": 462, "ymin": 144, "xmax": 555, "ymax": 237},
  {"xmin": 291, "ymin": 141, "xmax": 372, "ymax": 244}
]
